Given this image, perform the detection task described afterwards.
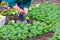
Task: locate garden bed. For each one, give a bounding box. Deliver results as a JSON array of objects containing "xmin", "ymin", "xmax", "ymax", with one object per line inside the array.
[
  {"xmin": 0, "ymin": 2, "xmax": 60, "ymax": 40},
  {"xmin": 0, "ymin": 32, "xmax": 54, "ymax": 40},
  {"xmin": 27, "ymin": 32, "xmax": 54, "ymax": 40}
]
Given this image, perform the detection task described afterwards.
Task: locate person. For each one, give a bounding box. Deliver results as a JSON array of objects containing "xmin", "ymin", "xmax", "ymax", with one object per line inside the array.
[{"xmin": 4, "ymin": 0, "xmax": 31, "ymax": 22}]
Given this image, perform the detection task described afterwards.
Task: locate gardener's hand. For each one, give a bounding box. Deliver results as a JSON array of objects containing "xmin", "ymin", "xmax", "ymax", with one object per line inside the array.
[
  {"xmin": 13, "ymin": 5, "xmax": 23, "ymax": 13},
  {"xmin": 7, "ymin": 7, "xmax": 11, "ymax": 10},
  {"xmin": 24, "ymin": 8, "xmax": 28, "ymax": 14},
  {"xmin": 19, "ymin": 8, "xmax": 24, "ymax": 14}
]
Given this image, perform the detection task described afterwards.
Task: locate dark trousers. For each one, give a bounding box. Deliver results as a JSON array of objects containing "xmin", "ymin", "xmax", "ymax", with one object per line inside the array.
[{"xmin": 17, "ymin": 3, "xmax": 24, "ymax": 21}]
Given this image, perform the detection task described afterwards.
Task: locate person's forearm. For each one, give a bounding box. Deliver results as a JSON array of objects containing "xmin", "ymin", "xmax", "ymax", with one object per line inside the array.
[
  {"xmin": 13, "ymin": 5, "xmax": 24, "ymax": 13},
  {"xmin": 13, "ymin": 5, "xmax": 21, "ymax": 12}
]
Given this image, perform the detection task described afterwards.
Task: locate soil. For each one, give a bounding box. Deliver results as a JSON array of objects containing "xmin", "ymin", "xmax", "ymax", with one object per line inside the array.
[
  {"xmin": 27, "ymin": 18, "xmax": 33, "ymax": 24},
  {"xmin": 0, "ymin": 38, "xmax": 4, "ymax": 40},
  {"xmin": 26, "ymin": 32, "xmax": 54, "ymax": 40}
]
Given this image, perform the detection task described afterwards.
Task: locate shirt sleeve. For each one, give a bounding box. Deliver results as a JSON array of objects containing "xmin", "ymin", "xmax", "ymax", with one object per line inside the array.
[
  {"xmin": 24, "ymin": 0, "xmax": 31, "ymax": 9},
  {"xmin": 4, "ymin": 0, "xmax": 16, "ymax": 7}
]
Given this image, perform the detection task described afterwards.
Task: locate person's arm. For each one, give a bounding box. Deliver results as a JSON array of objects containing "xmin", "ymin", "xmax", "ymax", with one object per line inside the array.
[
  {"xmin": 4, "ymin": 0, "xmax": 23, "ymax": 13},
  {"xmin": 13, "ymin": 5, "xmax": 23, "ymax": 13}
]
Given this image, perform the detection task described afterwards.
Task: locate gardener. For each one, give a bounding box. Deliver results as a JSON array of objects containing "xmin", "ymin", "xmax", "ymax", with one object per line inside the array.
[{"xmin": 4, "ymin": 0, "xmax": 31, "ymax": 22}]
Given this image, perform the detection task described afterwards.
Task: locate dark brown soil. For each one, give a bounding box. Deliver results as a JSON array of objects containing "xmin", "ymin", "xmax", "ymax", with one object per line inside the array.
[
  {"xmin": 26, "ymin": 32, "xmax": 54, "ymax": 40},
  {"xmin": 27, "ymin": 18, "xmax": 33, "ymax": 24},
  {"xmin": 0, "ymin": 38, "xmax": 4, "ymax": 40}
]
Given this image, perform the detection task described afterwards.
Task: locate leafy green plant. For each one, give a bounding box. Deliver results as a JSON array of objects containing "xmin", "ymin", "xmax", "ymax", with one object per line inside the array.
[
  {"xmin": 0, "ymin": 20, "xmax": 53, "ymax": 40},
  {"xmin": 0, "ymin": 2, "xmax": 60, "ymax": 40},
  {"xmin": 28, "ymin": 2, "xmax": 60, "ymax": 25},
  {"xmin": 1, "ymin": 9, "xmax": 18, "ymax": 16},
  {"xmin": 49, "ymin": 27, "xmax": 60, "ymax": 40}
]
